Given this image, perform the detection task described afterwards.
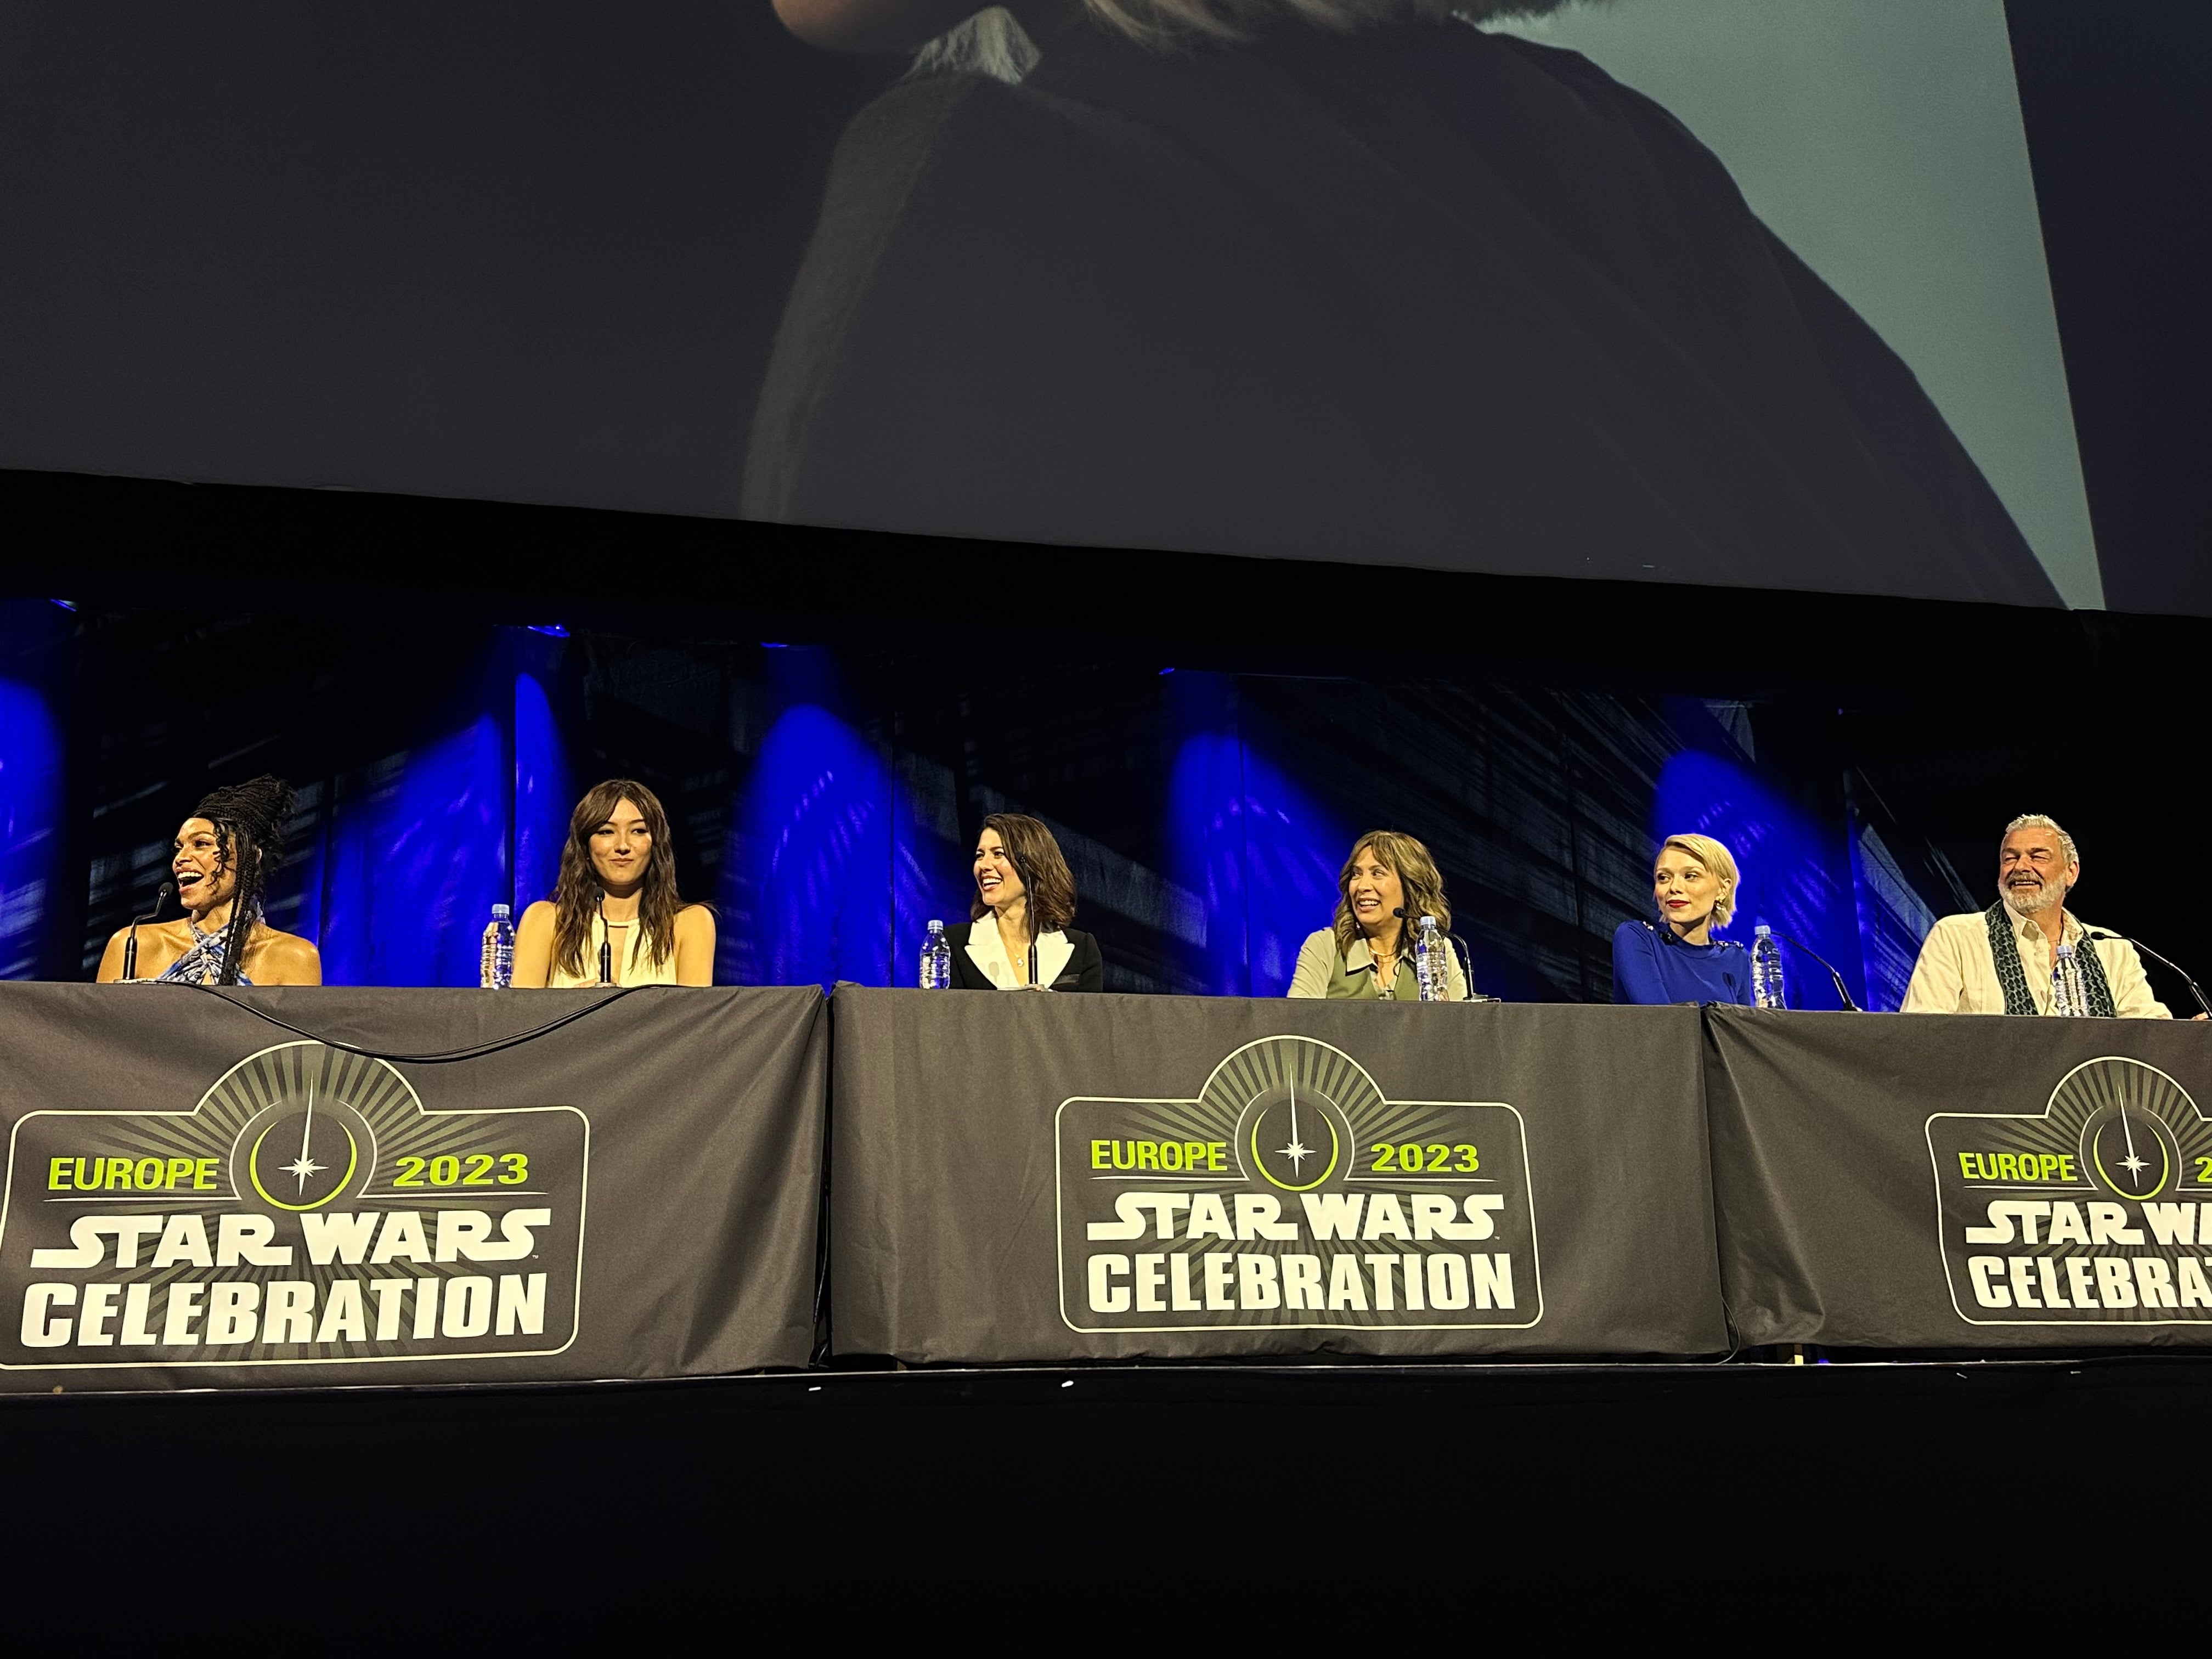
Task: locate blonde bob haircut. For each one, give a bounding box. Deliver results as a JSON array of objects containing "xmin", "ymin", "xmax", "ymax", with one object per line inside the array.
[
  {"xmin": 1333, "ymin": 830, "xmax": 1451, "ymax": 957},
  {"xmin": 918, "ymin": 0, "xmax": 1578, "ymax": 78},
  {"xmin": 1656, "ymin": 833, "xmax": 1739, "ymax": 932}
]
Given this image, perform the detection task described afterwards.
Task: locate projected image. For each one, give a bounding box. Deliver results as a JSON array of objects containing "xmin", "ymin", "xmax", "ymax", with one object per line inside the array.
[
  {"xmin": 0, "ymin": 0, "xmax": 2108, "ymax": 607},
  {"xmin": 747, "ymin": 0, "xmax": 2084, "ymax": 606}
]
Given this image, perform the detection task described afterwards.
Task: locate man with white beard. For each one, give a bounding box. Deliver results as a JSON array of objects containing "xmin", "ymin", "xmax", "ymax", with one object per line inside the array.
[{"xmin": 1901, "ymin": 814, "xmax": 2170, "ymax": 1017}]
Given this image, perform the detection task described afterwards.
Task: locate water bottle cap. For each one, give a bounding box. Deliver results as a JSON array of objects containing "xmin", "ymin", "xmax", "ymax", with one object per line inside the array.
[
  {"xmin": 1419, "ymin": 914, "xmax": 1437, "ymax": 928},
  {"xmin": 1754, "ymin": 923, "xmax": 1771, "ymax": 938},
  {"xmin": 491, "ymin": 903, "xmax": 511, "ymax": 919},
  {"xmin": 927, "ymin": 918, "xmax": 943, "ymax": 932}
]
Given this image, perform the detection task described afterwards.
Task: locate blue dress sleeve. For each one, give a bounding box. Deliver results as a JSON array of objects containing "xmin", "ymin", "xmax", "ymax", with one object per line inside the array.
[
  {"xmin": 1719, "ymin": 942, "xmax": 1756, "ymax": 1007},
  {"xmin": 1611, "ymin": 921, "xmax": 1671, "ymax": 1005}
]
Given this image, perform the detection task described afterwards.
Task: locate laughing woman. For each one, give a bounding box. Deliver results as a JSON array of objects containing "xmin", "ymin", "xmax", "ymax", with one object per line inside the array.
[
  {"xmin": 97, "ymin": 775, "xmax": 321, "ymax": 986},
  {"xmin": 512, "ymin": 780, "xmax": 715, "ymax": 987},
  {"xmin": 945, "ymin": 812, "xmax": 1103, "ymax": 990},
  {"xmin": 1288, "ymin": 831, "xmax": 1469, "ymax": 1000}
]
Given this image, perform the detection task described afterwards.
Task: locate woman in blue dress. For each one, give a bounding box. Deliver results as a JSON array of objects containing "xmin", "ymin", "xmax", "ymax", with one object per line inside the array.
[{"xmin": 1612, "ymin": 833, "xmax": 1752, "ymax": 1006}]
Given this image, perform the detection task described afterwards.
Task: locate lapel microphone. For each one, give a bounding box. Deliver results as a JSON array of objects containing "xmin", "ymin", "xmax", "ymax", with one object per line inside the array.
[
  {"xmin": 594, "ymin": 887, "xmax": 613, "ymax": 986},
  {"xmin": 121, "ymin": 881, "xmax": 176, "ymax": 981}
]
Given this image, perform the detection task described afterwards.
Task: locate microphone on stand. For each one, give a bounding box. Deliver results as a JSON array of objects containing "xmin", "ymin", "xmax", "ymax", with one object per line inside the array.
[
  {"xmin": 1001, "ymin": 847, "xmax": 1042, "ymax": 989},
  {"xmin": 2084, "ymin": 932, "xmax": 2212, "ymax": 1018},
  {"xmin": 595, "ymin": 887, "xmax": 613, "ymax": 986},
  {"xmin": 121, "ymin": 882, "xmax": 175, "ymax": 981},
  {"xmin": 1392, "ymin": 907, "xmax": 1487, "ymax": 1001},
  {"xmin": 1769, "ymin": 932, "xmax": 1861, "ymax": 1012}
]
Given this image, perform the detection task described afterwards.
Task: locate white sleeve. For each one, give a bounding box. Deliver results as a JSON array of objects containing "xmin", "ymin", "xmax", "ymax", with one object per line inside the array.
[
  {"xmin": 1287, "ymin": 931, "xmax": 1334, "ymax": 999},
  {"xmin": 2107, "ymin": 940, "xmax": 2174, "ymax": 1019},
  {"xmin": 1900, "ymin": 918, "xmax": 1968, "ymax": 1014}
]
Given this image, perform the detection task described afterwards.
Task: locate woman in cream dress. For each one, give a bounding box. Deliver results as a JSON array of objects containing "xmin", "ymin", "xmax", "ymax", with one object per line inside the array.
[{"xmin": 512, "ymin": 779, "xmax": 715, "ymax": 987}]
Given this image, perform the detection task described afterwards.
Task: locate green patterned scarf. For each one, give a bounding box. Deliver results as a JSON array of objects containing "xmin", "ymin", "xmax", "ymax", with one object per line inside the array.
[{"xmin": 1983, "ymin": 901, "xmax": 2114, "ymax": 1017}]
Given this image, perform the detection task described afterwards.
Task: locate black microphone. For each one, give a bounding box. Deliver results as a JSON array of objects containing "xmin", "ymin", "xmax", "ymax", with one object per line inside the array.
[
  {"xmin": 2084, "ymin": 932, "xmax": 2212, "ymax": 1018},
  {"xmin": 1769, "ymin": 931, "xmax": 1861, "ymax": 1012},
  {"xmin": 595, "ymin": 887, "xmax": 613, "ymax": 986},
  {"xmin": 1000, "ymin": 847, "xmax": 1043, "ymax": 989},
  {"xmin": 120, "ymin": 881, "xmax": 175, "ymax": 981}
]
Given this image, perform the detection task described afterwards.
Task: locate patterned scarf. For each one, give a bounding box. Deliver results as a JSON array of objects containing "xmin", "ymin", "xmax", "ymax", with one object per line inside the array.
[
  {"xmin": 1983, "ymin": 901, "xmax": 2113, "ymax": 1017},
  {"xmin": 154, "ymin": 912, "xmax": 258, "ymax": 987}
]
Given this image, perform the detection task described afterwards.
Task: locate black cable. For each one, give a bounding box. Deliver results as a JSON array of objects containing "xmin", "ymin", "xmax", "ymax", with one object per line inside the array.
[{"xmin": 182, "ymin": 982, "xmax": 648, "ymax": 1063}]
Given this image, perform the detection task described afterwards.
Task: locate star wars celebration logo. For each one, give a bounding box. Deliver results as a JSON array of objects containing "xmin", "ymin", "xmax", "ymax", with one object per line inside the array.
[
  {"xmin": 1928, "ymin": 1056, "xmax": 2212, "ymax": 1326},
  {"xmin": 1, "ymin": 1041, "xmax": 588, "ymax": 1370},
  {"xmin": 1056, "ymin": 1035, "xmax": 1541, "ymax": 1333}
]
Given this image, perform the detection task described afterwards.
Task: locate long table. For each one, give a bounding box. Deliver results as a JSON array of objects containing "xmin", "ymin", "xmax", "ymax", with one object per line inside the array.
[
  {"xmin": 829, "ymin": 988, "xmax": 1730, "ymax": 1361},
  {"xmin": 8, "ymin": 983, "xmax": 2209, "ymax": 1391},
  {"xmin": 0, "ymin": 983, "xmax": 826, "ymax": 1391}
]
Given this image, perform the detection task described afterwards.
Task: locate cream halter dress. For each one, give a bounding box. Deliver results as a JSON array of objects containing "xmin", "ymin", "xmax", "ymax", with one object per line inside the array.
[{"xmin": 547, "ymin": 913, "xmax": 682, "ymax": 988}]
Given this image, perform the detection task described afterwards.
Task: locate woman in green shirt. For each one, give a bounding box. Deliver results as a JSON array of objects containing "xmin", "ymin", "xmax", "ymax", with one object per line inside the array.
[{"xmin": 1288, "ymin": 831, "xmax": 1469, "ymax": 1000}]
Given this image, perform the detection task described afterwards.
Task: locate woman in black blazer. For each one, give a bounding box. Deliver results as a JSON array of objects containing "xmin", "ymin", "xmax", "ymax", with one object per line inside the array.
[{"xmin": 945, "ymin": 811, "xmax": 1104, "ymax": 991}]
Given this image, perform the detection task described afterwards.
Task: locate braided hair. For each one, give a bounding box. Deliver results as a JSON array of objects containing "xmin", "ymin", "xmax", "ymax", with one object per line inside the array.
[{"xmin": 189, "ymin": 775, "xmax": 296, "ymax": 986}]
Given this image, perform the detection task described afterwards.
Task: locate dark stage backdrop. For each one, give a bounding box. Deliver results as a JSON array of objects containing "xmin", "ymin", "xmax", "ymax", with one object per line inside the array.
[
  {"xmin": 14, "ymin": 592, "xmax": 2206, "ymax": 1022},
  {"xmin": 1, "ymin": 1, "xmax": 2203, "ymax": 613}
]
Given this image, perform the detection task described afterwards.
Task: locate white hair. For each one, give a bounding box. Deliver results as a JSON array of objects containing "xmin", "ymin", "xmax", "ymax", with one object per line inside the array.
[
  {"xmin": 2004, "ymin": 813, "xmax": 2078, "ymax": 867},
  {"xmin": 915, "ymin": 0, "xmax": 1587, "ymax": 82}
]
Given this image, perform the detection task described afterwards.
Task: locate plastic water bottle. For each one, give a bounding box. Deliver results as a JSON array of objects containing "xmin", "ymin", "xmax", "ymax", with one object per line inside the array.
[
  {"xmin": 920, "ymin": 919, "xmax": 952, "ymax": 990},
  {"xmin": 1414, "ymin": 916, "xmax": 1448, "ymax": 1002},
  {"xmin": 479, "ymin": 903, "xmax": 514, "ymax": 989},
  {"xmin": 1751, "ymin": 924, "xmax": 1786, "ymax": 1009},
  {"xmin": 2051, "ymin": 943, "xmax": 2084, "ymax": 1016}
]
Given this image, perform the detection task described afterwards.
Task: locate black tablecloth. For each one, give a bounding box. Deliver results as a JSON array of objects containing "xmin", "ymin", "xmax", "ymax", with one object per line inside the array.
[
  {"xmin": 1706, "ymin": 1006, "xmax": 2212, "ymax": 1347},
  {"xmin": 0, "ymin": 983, "xmax": 825, "ymax": 1390},
  {"xmin": 830, "ymin": 987, "xmax": 1729, "ymax": 1362}
]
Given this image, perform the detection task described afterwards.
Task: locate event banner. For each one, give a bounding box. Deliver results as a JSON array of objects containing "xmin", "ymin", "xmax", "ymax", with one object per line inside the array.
[
  {"xmin": 1705, "ymin": 1007, "xmax": 2212, "ymax": 1348},
  {"xmin": 0, "ymin": 983, "xmax": 825, "ymax": 1389},
  {"xmin": 830, "ymin": 988, "xmax": 1726, "ymax": 1362}
]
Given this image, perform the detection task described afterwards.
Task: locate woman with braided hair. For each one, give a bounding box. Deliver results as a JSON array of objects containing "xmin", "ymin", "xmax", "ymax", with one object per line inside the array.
[{"xmin": 97, "ymin": 775, "xmax": 321, "ymax": 986}]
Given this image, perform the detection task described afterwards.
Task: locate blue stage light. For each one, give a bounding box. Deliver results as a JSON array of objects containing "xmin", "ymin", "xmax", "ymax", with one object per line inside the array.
[
  {"xmin": 48, "ymin": 600, "xmax": 76, "ymax": 613},
  {"xmin": 1164, "ymin": 672, "xmax": 1351, "ymax": 996},
  {"xmin": 0, "ymin": 677, "xmax": 64, "ymax": 979},
  {"xmin": 514, "ymin": 672, "xmax": 572, "ymax": 914},
  {"xmin": 526, "ymin": 624, "xmax": 569, "ymax": 638},
  {"xmin": 1653, "ymin": 749, "xmax": 1864, "ymax": 1011}
]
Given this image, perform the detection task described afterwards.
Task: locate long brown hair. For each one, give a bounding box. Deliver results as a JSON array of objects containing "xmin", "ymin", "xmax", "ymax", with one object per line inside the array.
[
  {"xmin": 1332, "ymin": 830, "xmax": 1451, "ymax": 957},
  {"xmin": 970, "ymin": 812, "xmax": 1079, "ymax": 936},
  {"xmin": 551, "ymin": 779, "xmax": 686, "ymax": 979}
]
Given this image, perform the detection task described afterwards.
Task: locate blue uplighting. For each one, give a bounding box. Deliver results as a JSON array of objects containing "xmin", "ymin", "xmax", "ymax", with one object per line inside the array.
[
  {"xmin": 1165, "ymin": 674, "xmax": 1351, "ymax": 996},
  {"xmin": 526, "ymin": 623, "xmax": 570, "ymax": 639},
  {"xmin": 0, "ymin": 677, "xmax": 64, "ymax": 979},
  {"xmin": 513, "ymin": 672, "xmax": 572, "ymax": 914},
  {"xmin": 1652, "ymin": 749, "xmax": 1864, "ymax": 1010},
  {"xmin": 729, "ymin": 700, "xmax": 893, "ymax": 989}
]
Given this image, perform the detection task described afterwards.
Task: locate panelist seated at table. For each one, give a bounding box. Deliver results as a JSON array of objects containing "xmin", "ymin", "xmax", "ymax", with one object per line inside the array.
[
  {"xmin": 512, "ymin": 779, "xmax": 715, "ymax": 987},
  {"xmin": 1612, "ymin": 833, "xmax": 1752, "ymax": 1007},
  {"xmin": 1901, "ymin": 813, "xmax": 2172, "ymax": 1018},
  {"xmin": 945, "ymin": 812, "xmax": 1103, "ymax": 990},
  {"xmin": 97, "ymin": 775, "xmax": 321, "ymax": 986},
  {"xmin": 1289, "ymin": 831, "xmax": 1470, "ymax": 1000}
]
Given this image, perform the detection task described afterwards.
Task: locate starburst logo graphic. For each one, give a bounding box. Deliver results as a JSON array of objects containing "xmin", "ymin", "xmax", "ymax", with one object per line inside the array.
[{"xmin": 237, "ymin": 1065, "xmax": 375, "ymax": 1213}]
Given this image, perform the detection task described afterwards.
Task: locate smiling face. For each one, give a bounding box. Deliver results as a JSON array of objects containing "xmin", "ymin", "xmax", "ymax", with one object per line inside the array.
[
  {"xmin": 974, "ymin": 828, "xmax": 1026, "ymax": 912},
  {"xmin": 172, "ymin": 817, "xmax": 238, "ymax": 915},
  {"xmin": 1345, "ymin": 846, "xmax": 1406, "ymax": 940},
  {"xmin": 1999, "ymin": 825, "xmax": 2075, "ymax": 917},
  {"xmin": 589, "ymin": 799, "xmax": 652, "ymax": 892},
  {"xmin": 1653, "ymin": 847, "xmax": 1724, "ymax": 939}
]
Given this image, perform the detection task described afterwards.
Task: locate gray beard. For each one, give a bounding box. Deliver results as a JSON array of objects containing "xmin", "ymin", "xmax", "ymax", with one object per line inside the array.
[{"xmin": 2002, "ymin": 882, "xmax": 2063, "ymax": 918}]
